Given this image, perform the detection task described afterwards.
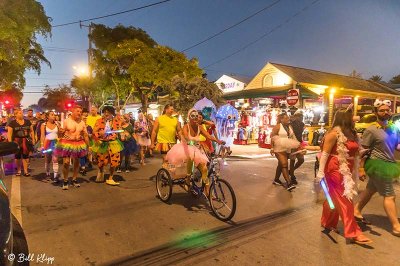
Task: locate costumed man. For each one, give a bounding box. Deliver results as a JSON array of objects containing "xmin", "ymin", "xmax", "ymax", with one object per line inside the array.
[
  {"xmin": 86, "ymin": 106, "xmax": 102, "ymax": 167},
  {"xmin": 55, "ymin": 105, "xmax": 89, "ymax": 190},
  {"xmin": 151, "ymin": 104, "xmax": 182, "ymax": 163},
  {"xmin": 93, "ymin": 106, "xmax": 124, "ymax": 186},
  {"xmin": 354, "ymin": 99, "xmax": 400, "ymax": 237}
]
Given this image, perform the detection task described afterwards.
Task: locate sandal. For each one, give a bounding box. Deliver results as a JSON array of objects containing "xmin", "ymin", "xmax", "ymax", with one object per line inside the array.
[
  {"xmin": 392, "ymin": 230, "xmax": 400, "ymax": 237},
  {"xmin": 355, "ymin": 216, "xmax": 372, "ymax": 225},
  {"xmin": 15, "ymin": 172, "xmax": 21, "ymax": 176},
  {"xmin": 321, "ymin": 226, "xmax": 340, "ymax": 234},
  {"xmin": 24, "ymin": 173, "xmax": 31, "ymax": 177},
  {"xmin": 351, "ymin": 234, "xmax": 372, "ymax": 244}
]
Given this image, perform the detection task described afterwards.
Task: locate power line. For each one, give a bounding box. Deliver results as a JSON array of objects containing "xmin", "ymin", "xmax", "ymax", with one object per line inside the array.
[
  {"xmin": 52, "ymin": 0, "xmax": 174, "ymax": 28},
  {"xmin": 181, "ymin": 0, "xmax": 282, "ymax": 52},
  {"xmin": 43, "ymin": 46, "xmax": 86, "ymax": 52},
  {"xmin": 25, "ymin": 77, "xmax": 71, "ymax": 81},
  {"xmin": 204, "ymin": 0, "xmax": 321, "ymax": 68}
]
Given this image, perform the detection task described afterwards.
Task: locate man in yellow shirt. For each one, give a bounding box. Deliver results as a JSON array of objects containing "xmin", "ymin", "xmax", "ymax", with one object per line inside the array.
[
  {"xmin": 86, "ymin": 106, "xmax": 102, "ymax": 129},
  {"xmin": 151, "ymin": 104, "xmax": 181, "ymax": 162},
  {"xmin": 86, "ymin": 106, "xmax": 102, "ymax": 166}
]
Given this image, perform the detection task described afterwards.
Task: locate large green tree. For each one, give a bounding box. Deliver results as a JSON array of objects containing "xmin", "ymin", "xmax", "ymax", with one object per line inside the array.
[
  {"xmin": 110, "ymin": 40, "xmax": 202, "ymax": 112},
  {"xmin": 0, "ymin": 0, "xmax": 51, "ymax": 89},
  {"xmin": 41, "ymin": 85, "xmax": 74, "ymax": 112},
  {"xmin": 85, "ymin": 24, "xmax": 157, "ymax": 108},
  {"xmin": 170, "ymin": 75, "xmax": 224, "ymax": 119}
]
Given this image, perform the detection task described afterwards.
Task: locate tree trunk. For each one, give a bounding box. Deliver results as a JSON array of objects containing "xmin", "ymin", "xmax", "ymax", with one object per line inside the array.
[
  {"xmin": 111, "ymin": 77, "xmax": 120, "ymax": 108},
  {"xmin": 141, "ymin": 92, "xmax": 148, "ymax": 114}
]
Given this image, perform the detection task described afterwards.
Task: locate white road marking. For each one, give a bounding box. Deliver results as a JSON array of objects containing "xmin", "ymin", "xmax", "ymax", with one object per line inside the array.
[{"xmin": 10, "ymin": 174, "xmax": 23, "ymax": 227}]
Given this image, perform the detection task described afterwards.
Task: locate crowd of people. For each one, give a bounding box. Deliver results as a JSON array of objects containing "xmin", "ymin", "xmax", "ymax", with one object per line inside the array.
[
  {"xmin": 2, "ymin": 98, "xmax": 399, "ymax": 243},
  {"xmin": 269, "ymin": 99, "xmax": 400, "ymax": 243},
  {"xmin": 1, "ymin": 103, "xmax": 225, "ymax": 192}
]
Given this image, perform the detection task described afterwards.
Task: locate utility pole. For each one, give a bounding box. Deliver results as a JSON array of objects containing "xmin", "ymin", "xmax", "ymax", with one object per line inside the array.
[{"xmin": 79, "ymin": 21, "xmax": 93, "ymax": 110}]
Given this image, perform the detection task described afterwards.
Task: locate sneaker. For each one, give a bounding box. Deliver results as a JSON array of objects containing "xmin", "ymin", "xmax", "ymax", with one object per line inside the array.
[
  {"xmin": 273, "ymin": 180, "xmax": 283, "ymax": 186},
  {"xmin": 291, "ymin": 178, "xmax": 298, "ymax": 185},
  {"xmin": 53, "ymin": 177, "xmax": 60, "ymax": 184},
  {"xmin": 72, "ymin": 180, "xmax": 80, "ymax": 188},
  {"xmin": 287, "ymin": 183, "xmax": 296, "ymax": 191},
  {"xmin": 116, "ymin": 168, "xmax": 122, "ymax": 173},
  {"xmin": 125, "ymin": 169, "xmax": 130, "ymax": 173},
  {"xmin": 62, "ymin": 181, "xmax": 69, "ymax": 190},
  {"xmin": 106, "ymin": 179, "xmax": 120, "ymax": 186},
  {"xmin": 223, "ymin": 161, "xmax": 228, "ymax": 166}
]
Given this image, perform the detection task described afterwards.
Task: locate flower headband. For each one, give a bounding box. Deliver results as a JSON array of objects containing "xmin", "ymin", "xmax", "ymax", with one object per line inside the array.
[{"xmin": 374, "ymin": 99, "xmax": 391, "ymax": 108}]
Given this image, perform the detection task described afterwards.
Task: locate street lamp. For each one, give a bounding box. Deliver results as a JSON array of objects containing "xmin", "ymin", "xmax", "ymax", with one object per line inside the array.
[{"xmin": 73, "ymin": 65, "xmax": 89, "ymax": 77}]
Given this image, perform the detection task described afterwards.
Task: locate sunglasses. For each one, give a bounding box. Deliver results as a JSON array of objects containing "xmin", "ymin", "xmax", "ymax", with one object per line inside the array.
[{"xmin": 190, "ymin": 113, "xmax": 199, "ymax": 119}]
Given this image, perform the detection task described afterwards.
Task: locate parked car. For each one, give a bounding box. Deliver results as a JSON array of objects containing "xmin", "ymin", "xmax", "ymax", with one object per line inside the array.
[{"xmin": 0, "ymin": 142, "xmax": 28, "ymax": 266}]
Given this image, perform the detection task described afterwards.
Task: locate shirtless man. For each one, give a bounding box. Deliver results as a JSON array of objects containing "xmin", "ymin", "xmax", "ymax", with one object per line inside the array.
[{"xmin": 55, "ymin": 105, "xmax": 89, "ymax": 190}]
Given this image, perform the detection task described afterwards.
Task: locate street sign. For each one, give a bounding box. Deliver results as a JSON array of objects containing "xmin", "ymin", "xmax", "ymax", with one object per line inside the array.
[{"xmin": 287, "ymin": 89, "xmax": 299, "ymax": 106}]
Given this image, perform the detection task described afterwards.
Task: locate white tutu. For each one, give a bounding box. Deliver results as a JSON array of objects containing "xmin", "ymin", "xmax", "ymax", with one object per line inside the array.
[
  {"xmin": 138, "ymin": 136, "xmax": 151, "ymax": 147},
  {"xmin": 272, "ymin": 136, "xmax": 300, "ymax": 153},
  {"xmin": 165, "ymin": 142, "xmax": 209, "ymax": 166}
]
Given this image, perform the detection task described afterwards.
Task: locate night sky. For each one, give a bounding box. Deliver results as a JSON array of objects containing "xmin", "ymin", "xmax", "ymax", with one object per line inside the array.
[{"xmin": 23, "ymin": 0, "xmax": 400, "ymax": 107}]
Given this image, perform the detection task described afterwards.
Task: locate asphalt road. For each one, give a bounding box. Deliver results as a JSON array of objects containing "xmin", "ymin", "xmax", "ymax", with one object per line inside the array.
[{"xmin": 2, "ymin": 153, "xmax": 400, "ymax": 266}]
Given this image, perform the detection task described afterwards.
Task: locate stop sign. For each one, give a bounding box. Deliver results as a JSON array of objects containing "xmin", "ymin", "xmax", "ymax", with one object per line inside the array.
[{"xmin": 286, "ymin": 89, "xmax": 299, "ymax": 106}]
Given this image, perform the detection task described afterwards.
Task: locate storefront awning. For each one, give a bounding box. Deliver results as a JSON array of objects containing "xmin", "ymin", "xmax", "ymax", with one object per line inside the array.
[{"xmin": 222, "ymin": 85, "xmax": 318, "ymax": 100}]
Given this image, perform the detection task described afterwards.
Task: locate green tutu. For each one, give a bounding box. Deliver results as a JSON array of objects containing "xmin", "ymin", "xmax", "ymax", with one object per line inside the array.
[
  {"xmin": 92, "ymin": 139, "xmax": 124, "ymax": 154},
  {"xmin": 365, "ymin": 159, "xmax": 400, "ymax": 180}
]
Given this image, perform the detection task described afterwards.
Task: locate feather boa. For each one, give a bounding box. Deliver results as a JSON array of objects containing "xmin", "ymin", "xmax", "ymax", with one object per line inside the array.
[{"xmin": 334, "ymin": 126, "xmax": 357, "ymax": 200}]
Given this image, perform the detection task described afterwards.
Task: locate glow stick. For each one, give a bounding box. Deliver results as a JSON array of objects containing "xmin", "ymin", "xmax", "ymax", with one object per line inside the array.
[
  {"xmin": 42, "ymin": 148, "xmax": 53, "ymax": 154},
  {"xmin": 60, "ymin": 112, "xmax": 64, "ymax": 128},
  {"xmin": 105, "ymin": 129, "xmax": 124, "ymax": 134},
  {"xmin": 320, "ymin": 178, "xmax": 335, "ymax": 210}
]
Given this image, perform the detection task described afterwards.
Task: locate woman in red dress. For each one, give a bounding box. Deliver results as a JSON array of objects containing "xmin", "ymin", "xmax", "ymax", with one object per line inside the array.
[{"xmin": 317, "ymin": 109, "xmax": 372, "ymax": 244}]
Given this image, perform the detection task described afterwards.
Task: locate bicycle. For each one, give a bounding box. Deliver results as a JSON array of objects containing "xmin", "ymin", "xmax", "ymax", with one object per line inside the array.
[{"xmin": 155, "ymin": 145, "xmax": 236, "ymax": 221}]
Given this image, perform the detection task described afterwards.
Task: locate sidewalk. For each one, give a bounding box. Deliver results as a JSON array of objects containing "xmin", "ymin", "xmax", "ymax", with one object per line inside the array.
[{"xmin": 230, "ymin": 144, "xmax": 319, "ymax": 159}]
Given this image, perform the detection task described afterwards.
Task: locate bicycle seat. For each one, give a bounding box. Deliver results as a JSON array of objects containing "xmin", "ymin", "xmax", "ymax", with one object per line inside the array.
[{"xmin": 0, "ymin": 142, "xmax": 19, "ymax": 156}]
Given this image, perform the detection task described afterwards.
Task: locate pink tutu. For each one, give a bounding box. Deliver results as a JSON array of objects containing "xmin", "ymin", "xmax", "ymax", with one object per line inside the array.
[
  {"xmin": 272, "ymin": 136, "xmax": 300, "ymax": 153},
  {"xmin": 165, "ymin": 142, "xmax": 209, "ymax": 166}
]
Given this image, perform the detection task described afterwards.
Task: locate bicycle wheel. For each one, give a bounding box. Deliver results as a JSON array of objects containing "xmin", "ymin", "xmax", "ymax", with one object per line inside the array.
[
  {"xmin": 209, "ymin": 178, "xmax": 236, "ymax": 221},
  {"xmin": 156, "ymin": 168, "xmax": 172, "ymax": 202}
]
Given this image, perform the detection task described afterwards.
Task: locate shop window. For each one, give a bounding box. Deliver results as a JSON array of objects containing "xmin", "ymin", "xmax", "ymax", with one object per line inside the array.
[{"xmin": 263, "ymin": 74, "xmax": 273, "ymax": 87}]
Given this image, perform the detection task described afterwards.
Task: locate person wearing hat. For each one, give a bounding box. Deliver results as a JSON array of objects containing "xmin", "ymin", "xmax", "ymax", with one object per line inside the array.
[{"xmin": 92, "ymin": 106, "xmax": 124, "ymax": 186}]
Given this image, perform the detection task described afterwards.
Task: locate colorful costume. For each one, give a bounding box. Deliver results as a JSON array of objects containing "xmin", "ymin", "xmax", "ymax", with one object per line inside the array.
[
  {"xmin": 319, "ymin": 127, "xmax": 361, "ymax": 238},
  {"xmin": 135, "ymin": 119, "xmax": 151, "ymax": 147},
  {"xmin": 362, "ymin": 122, "xmax": 400, "ymax": 196},
  {"xmin": 8, "ymin": 119, "xmax": 33, "ymax": 159},
  {"xmin": 54, "ymin": 118, "xmax": 88, "ymax": 158},
  {"xmin": 165, "ymin": 125, "xmax": 209, "ymax": 167},
  {"xmin": 93, "ymin": 117, "xmax": 124, "ymax": 168},
  {"xmin": 155, "ymin": 114, "xmax": 178, "ymax": 154},
  {"xmin": 43, "ymin": 122, "xmax": 59, "ymax": 179}
]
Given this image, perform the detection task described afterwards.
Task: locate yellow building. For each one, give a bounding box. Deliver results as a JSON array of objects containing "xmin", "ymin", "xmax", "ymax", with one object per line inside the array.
[{"xmin": 224, "ymin": 62, "xmax": 400, "ymax": 125}]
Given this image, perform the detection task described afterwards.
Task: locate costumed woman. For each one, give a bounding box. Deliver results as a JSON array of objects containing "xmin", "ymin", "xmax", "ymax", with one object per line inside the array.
[
  {"xmin": 40, "ymin": 111, "xmax": 60, "ymax": 183},
  {"xmin": 197, "ymin": 111, "xmax": 218, "ymax": 155},
  {"xmin": 118, "ymin": 115, "xmax": 138, "ymax": 172},
  {"xmin": 7, "ymin": 108, "xmax": 35, "ymax": 176},
  {"xmin": 316, "ymin": 108, "xmax": 372, "ymax": 244},
  {"xmin": 93, "ymin": 106, "xmax": 124, "ymax": 186},
  {"xmin": 165, "ymin": 109, "xmax": 224, "ymax": 196},
  {"xmin": 271, "ymin": 113, "xmax": 300, "ymax": 191},
  {"xmin": 135, "ymin": 112, "xmax": 151, "ymax": 166}
]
